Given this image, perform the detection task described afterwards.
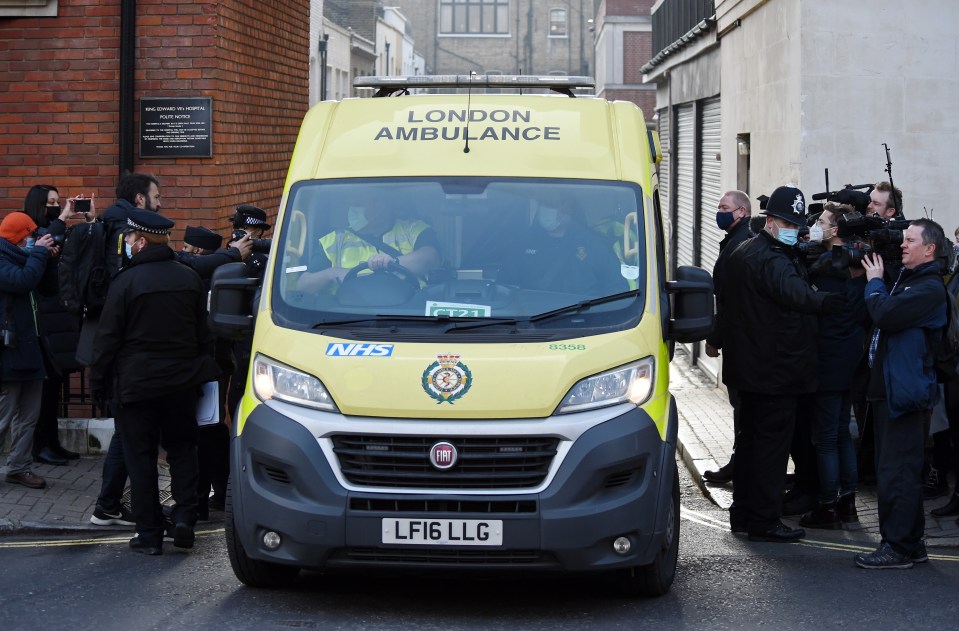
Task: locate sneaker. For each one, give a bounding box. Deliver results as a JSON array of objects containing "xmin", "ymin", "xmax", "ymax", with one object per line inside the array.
[
  {"xmin": 90, "ymin": 505, "xmax": 136, "ymax": 526},
  {"xmin": 912, "ymin": 541, "xmax": 929, "ymax": 564},
  {"xmin": 855, "ymin": 542, "xmax": 914, "ymax": 569}
]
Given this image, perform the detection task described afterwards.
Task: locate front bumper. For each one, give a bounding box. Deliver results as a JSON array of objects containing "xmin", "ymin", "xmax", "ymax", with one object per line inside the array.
[{"xmin": 229, "ymin": 397, "xmax": 677, "ymax": 573}]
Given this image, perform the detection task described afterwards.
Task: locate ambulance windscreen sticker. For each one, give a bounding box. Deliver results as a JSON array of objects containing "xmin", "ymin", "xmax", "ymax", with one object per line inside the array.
[{"xmin": 422, "ymin": 354, "xmax": 473, "ymax": 404}]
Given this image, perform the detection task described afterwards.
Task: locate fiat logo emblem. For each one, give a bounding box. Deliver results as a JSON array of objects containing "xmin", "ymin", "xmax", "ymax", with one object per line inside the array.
[{"xmin": 429, "ymin": 442, "xmax": 457, "ymax": 470}]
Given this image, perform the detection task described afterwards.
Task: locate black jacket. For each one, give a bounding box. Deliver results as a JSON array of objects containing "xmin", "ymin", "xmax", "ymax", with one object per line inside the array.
[
  {"xmin": 0, "ymin": 239, "xmax": 52, "ymax": 382},
  {"xmin": 720, "ymin": 231, "xmax": 828, "ymax": 395},
  {"xmin": 89, "ymin": 244, "xmax": 220, "ymax": 403},
  {"xmin": 705, "ymin": 219, "xmax": 753, "ymax": 349},
  {"xmin": 808, "ymin": 253, "xmax": 868, "ymax": 392}
]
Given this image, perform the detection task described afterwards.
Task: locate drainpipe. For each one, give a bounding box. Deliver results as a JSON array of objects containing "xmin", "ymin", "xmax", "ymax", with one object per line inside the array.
[{"xmin": 119, "ymin": 0, "xmax": 137, "ymax": 176}]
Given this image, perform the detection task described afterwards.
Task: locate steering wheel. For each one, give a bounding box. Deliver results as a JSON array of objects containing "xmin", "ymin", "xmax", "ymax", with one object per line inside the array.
[{"xmin": 339, "ymin": 260, "xmax": 421, "ymax": 298}]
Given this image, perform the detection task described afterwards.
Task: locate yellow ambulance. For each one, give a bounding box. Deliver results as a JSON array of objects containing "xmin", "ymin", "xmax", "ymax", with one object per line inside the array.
[{"xmin": 211, "ymin": 75, "xmax": 713, "ymax": 596}]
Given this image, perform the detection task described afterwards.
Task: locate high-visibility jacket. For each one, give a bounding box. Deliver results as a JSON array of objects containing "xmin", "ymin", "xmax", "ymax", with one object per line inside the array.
[{"xmin": 320, "ymin": 219, "xmax": 430, "ymax": 268}]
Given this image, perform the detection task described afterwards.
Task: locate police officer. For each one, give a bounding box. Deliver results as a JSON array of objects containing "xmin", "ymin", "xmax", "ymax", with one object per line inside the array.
[
  {"xmin": 89, "ymin": 209, "xmax": 220, "ymax": 555},
  {"xmin": 182, "ymin": 225, "xmax": 232, "ymax": 519},
  {"xmin": 720, "ymin": 185, "xmax": 846, "ymax": 542}
]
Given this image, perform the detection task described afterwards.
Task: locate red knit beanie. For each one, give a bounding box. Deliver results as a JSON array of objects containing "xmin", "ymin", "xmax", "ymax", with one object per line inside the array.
[{"xmin": 0, "ymin": 212, "xmax": 38, "ymax": 245}]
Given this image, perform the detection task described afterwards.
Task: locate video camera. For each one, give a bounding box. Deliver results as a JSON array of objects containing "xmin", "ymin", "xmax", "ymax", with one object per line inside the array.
[{"xmin": 832, "ymin": 210, "xmax": 909, "ymax": 268}]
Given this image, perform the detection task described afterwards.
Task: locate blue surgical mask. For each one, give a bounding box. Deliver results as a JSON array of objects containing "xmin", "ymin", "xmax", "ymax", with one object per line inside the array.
[
  {"xmin": 538, "ymin": 207, "xmax": 562, "ymax": 232},
  {"xmin": 124, "ymin": 242, "xmax": 134, "ymax": 259},
  {"xmin": 776, "ymin": 226, "xmax": 800, "ymax": 246},
  {"xmin": 347, "ymin": 207, "xmax": 368, "ymax": 232},
  {"xmin": 715, "ymin": 211, "xmax": 736, "ymax": 231}
]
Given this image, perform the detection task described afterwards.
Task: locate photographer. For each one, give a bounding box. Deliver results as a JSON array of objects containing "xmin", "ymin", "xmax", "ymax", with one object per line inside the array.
[
  {"xmin": 22, "ymin": 185, "xmax": 93, "ymax": 466},
  {"xmin": 797, "ymin": 204, "xmax": 869, "ymax": 530},
  {"xmin": 721, "ymin": 185, "xmax": 846, "ymax": 542},
  {"xmin": 0, "ymin": 212, "xmax": 59, "ymax": 490},
  {"xmin": 854, "ymin": 218, "xmax": 948, "ymax": 569}
]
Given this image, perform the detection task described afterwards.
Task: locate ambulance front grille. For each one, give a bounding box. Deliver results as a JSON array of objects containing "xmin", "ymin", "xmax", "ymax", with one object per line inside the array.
[{"xmin": 332, "ymin": 435, "xmax": 559, "ymax": 489}]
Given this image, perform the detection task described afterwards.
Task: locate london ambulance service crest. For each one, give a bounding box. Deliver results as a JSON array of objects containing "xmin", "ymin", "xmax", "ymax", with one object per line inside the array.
[{"xmin": 422, "ymin": 353, "xmax": 473, "ymax": 404}]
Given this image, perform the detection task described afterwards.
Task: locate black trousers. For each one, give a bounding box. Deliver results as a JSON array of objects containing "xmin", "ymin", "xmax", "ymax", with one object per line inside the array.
[
  {"xmin": 874, "ymin": 403, "xmax": 928, "ymax": 556},
  {"xmin": 791, "ymin": 397, "xmax": 820, "ymax": 496},
  {"xmin": 32, "ymin": 374, "xmax": 63, "ymax": 455},
  {"xmin": 116, "ymin": 388, "xmax": 199, "ymax": 543},
  {"xmin": 197, "ymin": 422, "xmax": 229, "ymax": 511},
  {"xmin": 730, "ymin": 392, "xmax": 797, "ymax": 532}
]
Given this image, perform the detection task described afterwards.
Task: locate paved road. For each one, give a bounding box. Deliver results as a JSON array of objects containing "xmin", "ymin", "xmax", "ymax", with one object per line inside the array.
[{"xmin": 2, "ymin": 461, "xmax": 959, "ymax": 631}]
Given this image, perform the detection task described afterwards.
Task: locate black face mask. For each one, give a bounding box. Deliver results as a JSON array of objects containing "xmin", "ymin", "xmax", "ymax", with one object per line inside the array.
[{"xmin": 45, "ymin": 205, "xmax": 60, "ymax": 222}]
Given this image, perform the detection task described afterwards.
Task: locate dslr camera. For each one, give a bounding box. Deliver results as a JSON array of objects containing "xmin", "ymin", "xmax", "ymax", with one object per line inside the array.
[
  {"xmin": 230, "ymin": 229, "xmax": 272, "ymax": 254},
  {"xmin": 832, "ymin": 211, "xmax": 909, "ymax": 268},
  {"xmin": 34, "ymin": 227, "xmax": 65, "ymax": 246}
]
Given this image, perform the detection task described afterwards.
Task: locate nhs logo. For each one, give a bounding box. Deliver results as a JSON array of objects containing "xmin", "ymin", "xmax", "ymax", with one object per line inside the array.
[{"xmin": 326, "ymin": 343, "xmax": 394, "ymax": 357}]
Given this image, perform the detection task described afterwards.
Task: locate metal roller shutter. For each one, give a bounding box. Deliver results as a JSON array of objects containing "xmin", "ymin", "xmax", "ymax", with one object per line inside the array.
[
  {"xmin": 696, "ymin": 97, "xmax": 722, "ymax": 380},
  {"xmin": 699, "ymin": 97, "xmax": 723, "ymax": 275},
  {"xmin": 675, "ymin": 104, "xmax": 695, "ymax": 269},
  {"xmin": 657, "ymin": 109, "xmax": 670, "ymax": 265}
]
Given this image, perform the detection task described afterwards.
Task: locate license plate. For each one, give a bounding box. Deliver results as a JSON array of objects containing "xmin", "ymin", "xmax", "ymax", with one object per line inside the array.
[{"xmin": 382, "ymin": 518, "xmax": 503, "ymax": 546}]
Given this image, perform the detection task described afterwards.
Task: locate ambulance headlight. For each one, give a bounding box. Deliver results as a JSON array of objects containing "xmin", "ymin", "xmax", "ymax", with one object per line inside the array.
[
  {"xmin": 253, "ymin": 353, "xmax": 338, "ymax": 412},
  {"xmin": 557, "ymin": 357, "xmax": 655, "ymax": 414}
]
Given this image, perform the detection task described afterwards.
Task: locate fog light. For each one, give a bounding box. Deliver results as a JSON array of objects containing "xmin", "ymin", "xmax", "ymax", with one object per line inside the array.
[
  {"xmin": 262, "ymin": 530, "xmax": 282, "ymax": 550},
  {"xmin": 613, "ymin": 536, "xmax": 631, "ymax": 555}
]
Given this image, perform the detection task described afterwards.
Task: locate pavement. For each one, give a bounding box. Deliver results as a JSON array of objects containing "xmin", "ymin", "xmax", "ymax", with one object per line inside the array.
[{"xmin": 2, "ymin": 351, "xmax": 959, "ymax": 548}]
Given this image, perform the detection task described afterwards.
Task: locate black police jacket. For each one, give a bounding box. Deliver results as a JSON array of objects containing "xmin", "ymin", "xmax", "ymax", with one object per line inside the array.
[
  {"xmin": 720, "ymin": 231, "xmax": 828, "ymax": 395},
  {"xmin": 89, "ymin": 244, "xmax": 220, "ymax": 403}
]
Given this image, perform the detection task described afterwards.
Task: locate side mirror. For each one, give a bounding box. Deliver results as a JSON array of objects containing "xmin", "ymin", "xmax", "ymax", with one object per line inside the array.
[
  {"xmin": 209, "ymin": 262, "xmax": 259, "ymax": 338},
  {"xmin": 666, "ymin": 265, "xmax": 714, "ymax": 342}
]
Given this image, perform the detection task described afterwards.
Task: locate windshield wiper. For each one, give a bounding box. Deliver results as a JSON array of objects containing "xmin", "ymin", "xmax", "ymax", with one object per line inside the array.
[
  {"xmin": 312, "ymin": 315, "xmax": 443, "ymax": 329},
  {"xmin": 527, "ymin": 289, "xmax": 642, "ymax": 324},
  {"xmin": 442, "ymin": 316, "xmax": 522, "ymax": 333}
]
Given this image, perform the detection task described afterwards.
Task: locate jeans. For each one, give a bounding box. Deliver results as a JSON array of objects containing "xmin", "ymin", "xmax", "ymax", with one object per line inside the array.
[
  {"xmin": 96, "ymin": 430, "xmax": 128, "ymax": 512},
  {"xmin": 811, "ymin": 391, "xmax": 858, "ymax": 503}
]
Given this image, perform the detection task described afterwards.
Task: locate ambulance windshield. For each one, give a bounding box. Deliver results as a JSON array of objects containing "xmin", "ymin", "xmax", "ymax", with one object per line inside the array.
[{"xmin": 273, "ymin": 177, "xmax": 647, "ymax": 336}]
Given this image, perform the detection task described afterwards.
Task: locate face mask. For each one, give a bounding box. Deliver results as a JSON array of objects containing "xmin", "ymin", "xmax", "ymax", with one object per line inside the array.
[
  {"xmin": 776, "ymin": 226, "xmax": 800, "ymax": 246},
  {"xmin": 715, "ymin": 211, "xmax": 736, "ymax": 231},
  {"xmin": 347, "ymin": 206, "xmax": 368, "ymax": 232},
  {"xmin": 808, "ymin": 223, "xmax": 824, "ymax": 243},
  {"xmin": 538, "ymin": 207, "xmax": 562, "ymax": 232},
  {"xmin": 125, "ymin": 241, "xmax": 135, "ymax": 259},
  {"xmin": 46, "ymin": 205, "xmax": 60, "ymax": 221}
]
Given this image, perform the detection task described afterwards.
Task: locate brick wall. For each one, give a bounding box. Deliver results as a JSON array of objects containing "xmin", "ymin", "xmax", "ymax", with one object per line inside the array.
[
  {"xmin": 0, "ymin": 0, "xmax": 309, "ymax": 419},
  {"xmin": 623, "ymin": 30, "xmax": 652, "ymax": 84},
  {"xmin": 0, "ymin": 1, "xmax": 122, "ymax": 214},
  {"xmin": 0, "ymin": 0, "xmax": 308, "ymax": 241},
  {"xmin": 605, "ymin": 0, "xmax": 656, "ymax": 16},
  {"xmin": 604, "ymin": 88, "xmax": 657, "ymax": 121}
]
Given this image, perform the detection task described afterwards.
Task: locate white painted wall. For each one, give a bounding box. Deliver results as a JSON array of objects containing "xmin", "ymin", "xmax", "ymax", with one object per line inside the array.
[{"xmin": 718, "ymin": 0, "xmax": 959, "ymax": 229}]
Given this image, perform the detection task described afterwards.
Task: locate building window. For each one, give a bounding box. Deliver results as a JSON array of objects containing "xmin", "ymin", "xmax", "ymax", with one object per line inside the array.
[
  {"xmin": 0, "ymin": 0, "xmax": 57, "ymax": 17},
  {"xmin": 440, "ymin": 0, "xmax": 510, "ymax": 36},
  {"xmin": 549, "ymin": 8, "xmax": 567, "ymax": 38}
]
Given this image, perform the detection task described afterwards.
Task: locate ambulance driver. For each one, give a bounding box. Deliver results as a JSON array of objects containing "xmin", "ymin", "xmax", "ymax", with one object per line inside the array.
[{"xmin": 297, "ymin": 194, "xmax": 441, "ymax": 293}]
